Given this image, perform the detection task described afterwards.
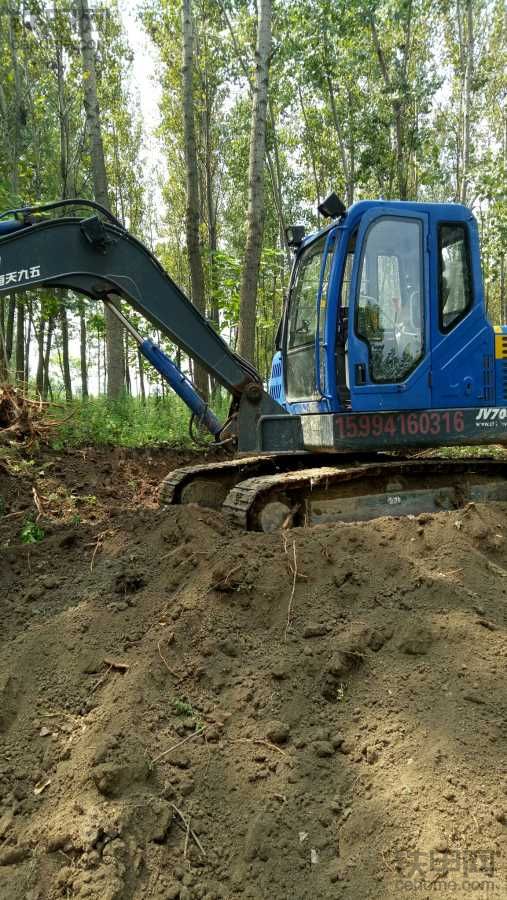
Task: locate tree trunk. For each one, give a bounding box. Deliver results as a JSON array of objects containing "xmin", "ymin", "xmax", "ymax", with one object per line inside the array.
[
  {"xmin": 59, "ymin": 302, "xmax": 73, "ymax": 401},
  {"xmin": 326, "ymin": 75, "xmax": 354, "ymax": 206},
  {"xmin": 298, "ymin": 85, "xmax": 321, "ymax": 207},
  {"xmin": 202, "ymin": 79, "xmax": 222, "ymax": 399},
  {"xmin": 5, "ymin": 296, "xmax": 15, "ymax": 363},
  {"xmin": 182, "ymin": 0, "xmax": 209, "ymax": 401},
  {"xmin": 266, "ymin": 99, "xmax": 291, "ymax": 267},
  {"xmin": 36, "ymin": 317, "xmax": 45, "ymax": 397},
  {"xmin": 79, "ymin": 300, "xmax": 89, "ymax": 399},
  {"xmin": 137, "ymin": 347, "xmax": 146, "ymax": 405},
  {"xmin": 15, "ymin": 300, "xmax": 24, "ymax": 386},
  {"xmin": 43, "ymin": 316, "xmax": 55, "ymax": 401},
  {"xmin": 238, "ymin": 0, "xmax": 272, "ymax": 363},
  {"xmin": 218, "ymin": 0, "xmax": 286, "ymax": 264},
  {"xmin": 24, "ymin": 299, "xmax": 32, "ymax": 385},
  {"xmin": 0, "ymin": 301, "xmax": 7, "ymax": 382},
  {"xmin": 56, "ymin": 38, "xmax": 71, "ymax": 199},
  {"xmin": 124, "ymin": 331, "xmax": 131, "ymax": 395},
  {"xmin": 203, "ymin": 73, "xmax": 218, "ymax": 330},
  {"xmin": 460, "ymin": 0, "xmax": 474, "ymax": 204},
  {"xmin": 77, "ymin": 0, "xmax": 125, "ymax": 399},
  {"xmin": 8, "ymin": 15, "xmax": 22, "ymax": 198},
  {"xmin": 96, "ymin": 326, "xmax": 101, "ymax": 395},
  {"xmin": 369, "ymin": 8, "xmax": 411, "ymax": 200}
]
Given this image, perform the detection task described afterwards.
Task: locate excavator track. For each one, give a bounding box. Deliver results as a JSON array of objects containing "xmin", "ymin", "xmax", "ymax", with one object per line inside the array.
[
  {"xmin": 159, "ymin": 450, "xmax": 388, "ymax": 509},
  {"xmin": 161, "ymin": 454, "xmax": 507, "ymax": 532},
  {"xmin": 222, "ymin": 457, "xmax": 507, "ymax": 531}
]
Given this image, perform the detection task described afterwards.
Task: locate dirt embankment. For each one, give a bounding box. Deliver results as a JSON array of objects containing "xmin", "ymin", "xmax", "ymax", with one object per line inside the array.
[{"xmin": 0, "ymin": 448, "xmax": 506, "ymax": 900}]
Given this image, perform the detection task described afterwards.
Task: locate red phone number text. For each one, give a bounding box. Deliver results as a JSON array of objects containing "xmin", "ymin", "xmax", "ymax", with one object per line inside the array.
[{"xmin": 336, "ymin": 411, "xmax": 464, "ymax": 440}]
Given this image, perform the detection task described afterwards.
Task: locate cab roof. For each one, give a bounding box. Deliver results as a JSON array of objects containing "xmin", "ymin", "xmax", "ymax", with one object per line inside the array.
[{"xmin": 299, "ymin": 199, "xmax": 475, "ymax": 253}]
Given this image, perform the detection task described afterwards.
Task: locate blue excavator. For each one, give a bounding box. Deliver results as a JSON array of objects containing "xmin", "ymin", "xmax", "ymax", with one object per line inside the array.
[{"xmin": 1, "ymin": 195, "xmax": 506, "ymax": 530}]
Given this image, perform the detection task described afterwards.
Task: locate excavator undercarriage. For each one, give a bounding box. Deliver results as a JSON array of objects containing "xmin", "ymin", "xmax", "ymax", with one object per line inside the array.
[{"xmin": 161, "ymin": 452, "xmax": 507, "ymax": 531}]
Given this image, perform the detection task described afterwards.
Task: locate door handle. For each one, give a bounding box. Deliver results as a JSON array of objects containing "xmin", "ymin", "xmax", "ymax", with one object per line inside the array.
[{"xmin": 355, "ymin": 363, "xmax": 367, "ymax": 385}]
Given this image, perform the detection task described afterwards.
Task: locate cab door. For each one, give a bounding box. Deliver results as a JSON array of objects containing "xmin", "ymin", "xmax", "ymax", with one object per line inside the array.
[
  {"xmin": 430, "ymin": 218, "xmax": 492, "ymax": 407},
  {"xmin": 284, "ymin": 231, "xmax": 336, "ymax": 410},
  {"xmin": 347, "ymin": 207, "xmax": 431, "ymax": 412}
]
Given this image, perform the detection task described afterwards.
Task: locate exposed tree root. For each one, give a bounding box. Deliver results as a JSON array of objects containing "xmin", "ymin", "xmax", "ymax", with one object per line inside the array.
[{"xmin": 0, "ymin": 384, "xmax": 64, "ymax": 446}]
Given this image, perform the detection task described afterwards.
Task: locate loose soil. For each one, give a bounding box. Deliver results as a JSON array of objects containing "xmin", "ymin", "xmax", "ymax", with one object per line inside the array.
[{"xmin": 0, "ymin": 447, "xmax": 506, "ymax": 900}]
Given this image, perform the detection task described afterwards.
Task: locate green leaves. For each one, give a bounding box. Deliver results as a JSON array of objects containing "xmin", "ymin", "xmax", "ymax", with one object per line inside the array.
[{"xmin": 20, "ymin": 519, "xmax": 45, "ymax": 544}]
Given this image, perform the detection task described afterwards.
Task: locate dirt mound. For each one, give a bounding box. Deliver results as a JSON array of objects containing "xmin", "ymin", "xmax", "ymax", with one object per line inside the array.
[{"xmin": 0, "ymin": 450, "xmax": 506, "ymax": 899}]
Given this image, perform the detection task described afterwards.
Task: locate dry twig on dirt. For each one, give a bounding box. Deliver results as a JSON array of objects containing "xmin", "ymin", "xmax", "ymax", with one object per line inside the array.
[
  {"xmin": 157, "ymin": 637, "xmax": 179, "ymax": 680},
  {"xmin": 90, "ymin": 664, "xmax": 113, "ymax": 694},
  {"xmin": 206, "ymin": 563, "xmax": 241, "ymax": 594},
  {"xmin": 152, "ymin": 725, "xmax": 206, "ymax": 764},
  {"xmin": 87, "ymin": 528, "xmax": 117, "ymax": 571},
  {"xmin": 229, "ymin": 737, "xmax": 288, "ymax": 757},
  {"xmin": 103, "ymin": 657, "xmax": 130, "ymax": 672},
  {"xmin": 170, "ymin": 803, "xmax": 206, "ymax": 857},
  {"xmin": 32, "ymin": 486, "xmax": 45, "ymax": 520},
  {"xmin": 282, "ymin": 534, "xmax": 299, "ymax": 641}
]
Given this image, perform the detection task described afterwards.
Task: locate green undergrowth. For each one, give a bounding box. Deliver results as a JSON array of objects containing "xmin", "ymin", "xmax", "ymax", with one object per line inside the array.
[{"xmin": 49, "ymin": 394, "xmax": 227, "ymax": 449}]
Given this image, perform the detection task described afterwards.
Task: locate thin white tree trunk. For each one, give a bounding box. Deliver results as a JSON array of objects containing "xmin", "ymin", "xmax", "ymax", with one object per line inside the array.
[
  {"xmin": 326, "ymin": 75, "xmax": 354, "ymax": 206},
  {"xmin": 460, "ymin": 0, "xmax": 474, "ymax": 204},
  {"xmin": 182, "ymin": 0, "xmax": 209, "ymax": 401},
  {"xmin": 77, "ymin": 0, "xmax": 125, "ymax": 399},
  {"xmin": 238, "ymin": 0, "xmax": 272, "ymax": 363}
]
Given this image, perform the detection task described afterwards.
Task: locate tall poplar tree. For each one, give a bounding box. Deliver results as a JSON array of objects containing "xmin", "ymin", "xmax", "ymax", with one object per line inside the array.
[
  {"xmin": 77, "ymin": 0, "xmax": 125, "ymax": 399},
  {"xmin": 181, "ymin": 0, "xmax": 208, "ymax": 400},
  {"xmin": 237, "ymin": 0, "xmax": 272, "ymax": 364}
]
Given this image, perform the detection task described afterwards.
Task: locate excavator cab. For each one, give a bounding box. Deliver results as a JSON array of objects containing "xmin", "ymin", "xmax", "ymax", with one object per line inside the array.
[{"xmin": 270, "ymin": 200, "xmax": 498, "ymax": 427}]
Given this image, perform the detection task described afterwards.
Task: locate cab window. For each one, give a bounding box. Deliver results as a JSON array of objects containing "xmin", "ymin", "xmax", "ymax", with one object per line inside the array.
[
  {"xmin": 439, "ymin": 223, "xmax": 472, "ymax": 331},
  {"xmin": 287, "ymin": 237, "xmax": 325, "ymax": 349},
  {"xmin": 340, "ymin": 243, "xmax": 355, "ymax": 309},
  {"xmin": 356, "ymin": 217, "xmax": 423, "ymax": 383},
  {"xmin": 286, "ymin": 235, "xmax": 330, "ymax": 400}
]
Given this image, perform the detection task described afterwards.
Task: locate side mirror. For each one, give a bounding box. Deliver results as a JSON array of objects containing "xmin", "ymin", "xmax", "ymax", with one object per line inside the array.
[
  {"xmin": 317, "ymin": 193, "xmax": 347, "ymax": 220},
  {"xmin": 285, "ymin": 225, "xmax": 306, "ymax": 249}
]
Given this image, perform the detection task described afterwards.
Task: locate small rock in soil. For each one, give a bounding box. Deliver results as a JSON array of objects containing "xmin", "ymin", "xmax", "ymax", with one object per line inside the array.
[
  {"xmin": 265, "ymin": 720, "xmax": 290, "ymax": 744},
  {"xmin": 167, "ymin": 750, "xmax": 191, "ymax": 769},
  {"xmin": 313, "ymin": 740, "xmax": 335, "ymax": 758},
  {"xmin": 303, "ymin": 623, "xmax": 329, "ymax": 638},
  {"xmin": 271, "ymin": 663, "xmax": 287, "ymax": 680},
  {"xmin": 219, "ymin": 638, "xmax": 239, "ymax": 657}
]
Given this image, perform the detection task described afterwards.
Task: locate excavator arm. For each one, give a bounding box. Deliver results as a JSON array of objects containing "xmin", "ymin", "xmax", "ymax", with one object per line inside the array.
[{"xmin": 0, "ymin": 200, "xmax": 287, "ymax": 450}]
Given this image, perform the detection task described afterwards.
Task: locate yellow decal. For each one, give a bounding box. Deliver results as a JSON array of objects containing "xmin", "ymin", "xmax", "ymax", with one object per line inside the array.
[{"xmin": 495, "ymin": 334, "xmax": 507, "ymax": 358}]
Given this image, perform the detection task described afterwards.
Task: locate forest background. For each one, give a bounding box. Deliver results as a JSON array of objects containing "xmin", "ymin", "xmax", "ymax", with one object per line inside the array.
[{"xmin": 0, "ymin": 0, "xmax": 505, "ymax": 446}]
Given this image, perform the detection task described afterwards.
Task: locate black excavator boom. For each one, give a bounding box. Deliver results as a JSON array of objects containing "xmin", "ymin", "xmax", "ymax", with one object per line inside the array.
[{"xmin": 0, "ymin": 200, "xmax": 285, "ymax": 451}]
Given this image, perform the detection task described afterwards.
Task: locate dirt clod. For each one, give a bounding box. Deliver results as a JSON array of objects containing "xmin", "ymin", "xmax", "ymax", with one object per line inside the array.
[
  {"xmin": 303, "ymin": 622, "xmax": 328, "ymax": 638},
  {"xmin": 397, "ymin": 623, "xmax": 433, "ymax": 655},
  {"xmin": 264, "ymin": 720, "xmax": 290, "ymax": 745},
  {"xmin": 313, "ymin": 740, "xmax": 335, "ymax": 758}
]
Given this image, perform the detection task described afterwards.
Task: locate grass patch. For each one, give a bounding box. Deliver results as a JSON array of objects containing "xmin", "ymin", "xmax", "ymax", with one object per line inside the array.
[
  {"xmin": 173, "ymin": 698, "xmax": 195, "ymax": 717},
  {"xmin": 48, "ymin": 394, "xmax": 227, "ymax": 449}
]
